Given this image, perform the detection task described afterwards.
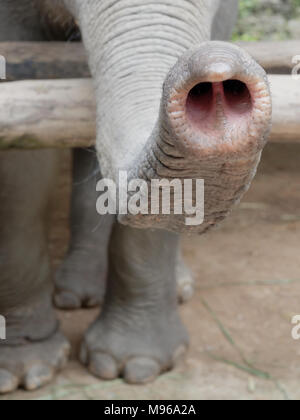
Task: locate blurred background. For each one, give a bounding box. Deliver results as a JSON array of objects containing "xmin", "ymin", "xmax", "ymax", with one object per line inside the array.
[{"xmin": 234, "ymin": 0, "xmax": 300, "ymax": 40}]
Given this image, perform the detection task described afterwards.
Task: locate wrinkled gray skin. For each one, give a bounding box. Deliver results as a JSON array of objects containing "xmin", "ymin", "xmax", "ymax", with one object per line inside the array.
[{"xmin": 0, "ymin": 0, "xmax": 272, "ymax": 393}]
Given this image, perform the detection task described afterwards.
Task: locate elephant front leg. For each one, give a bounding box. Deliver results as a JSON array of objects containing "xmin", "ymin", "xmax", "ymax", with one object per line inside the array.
[
  {"xmin": 54, "ymin": 148, "xmax": 115, "ymax": 309},
  {"xmin": 80, "ymin": 224, "xmax": 189, "ymax": 384},
  {"xmin": 0, "ymin": 151, "xmax": 70, "ymax": 394},
  {"xmin": 54, "ymin": 148, "xmax": 193, "ymax": 309}
]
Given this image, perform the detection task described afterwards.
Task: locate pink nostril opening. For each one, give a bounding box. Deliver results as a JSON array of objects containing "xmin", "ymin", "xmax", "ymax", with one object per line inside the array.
[
  {"xmin": 185, "ymin": 79, "xmax": 253, "ymax": 131},
  {"xmin": 186, "ymin": 82, "xmax": 214, "ymax": 123},
  {"xmin": 223, "ymin": 80, "xmax": 252, "ymax": 115}
]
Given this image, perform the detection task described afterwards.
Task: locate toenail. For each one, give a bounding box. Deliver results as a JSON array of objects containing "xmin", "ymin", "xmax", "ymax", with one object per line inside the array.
[
  {"xmin": 0, "ymin": 369, "xmax": 18, "ymax": 394},
  {"xmin": 54, "ymin": 291, "xmax": 81, "ymax": 309},
  {"xmin": 124, "ymin": 357, "xmax": 160, "ymax": 385},
  {"xmin": 89, "ymin": 353, "xmax": 118, "ymax": 380},
  {"xmin": 23, "ymin": 364, "xmax": 53, "ymax": 391}
]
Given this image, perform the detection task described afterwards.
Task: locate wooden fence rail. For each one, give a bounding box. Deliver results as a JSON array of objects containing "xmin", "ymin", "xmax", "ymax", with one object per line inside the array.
[
  {"xmin": 0, "ymin": 75, "xmax": 298, "ymax": 149},
  {"xmin": 0, "ymin": 41, "xmax": 299, "ymax": 149},
  {"xmin": 1, "ymin": 40, "xmax": 298, "ymax": 81}
]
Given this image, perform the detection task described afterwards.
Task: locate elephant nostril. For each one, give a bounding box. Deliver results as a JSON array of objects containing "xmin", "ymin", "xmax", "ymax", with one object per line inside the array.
[
  {"xmin": 223, "ymin": 79, "xmax": 252, "ymax": 115},
  {"xmin": 185, "ymin": 79, "xmax": 253, "ymax": 131},
  {"xmin": 166, "ymin": 42, "xmax": 271, "ymax": 156},
  {"xmin": 186, "ymin": 82, "xmax": 214, "ymax": 123}
]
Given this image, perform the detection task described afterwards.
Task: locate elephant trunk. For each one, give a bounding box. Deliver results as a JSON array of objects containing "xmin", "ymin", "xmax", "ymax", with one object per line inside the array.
[
  {"xmin": 120, "ymin": 42, "xmax": 272, "ymax": 233},
  {"xmin": 70, "ymin": 1, "xmax": 272, "ymax": 234}
]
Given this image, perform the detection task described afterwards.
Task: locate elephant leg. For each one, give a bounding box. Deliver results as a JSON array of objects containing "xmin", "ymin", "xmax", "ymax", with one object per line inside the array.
[
  {"xmin": 0, "ymin": 150, "xmax": 70, "ymax": 394},
  {"xmin": 80, "ymin": 224, "xmax": 189, "ymax": 384},
  {"xmin": 54, "ymin": 148, "xmax": 115, "ymax": 309},
  {"xmin": 54, "ymin": 148, "xmax": 191, "ymax": 309}
]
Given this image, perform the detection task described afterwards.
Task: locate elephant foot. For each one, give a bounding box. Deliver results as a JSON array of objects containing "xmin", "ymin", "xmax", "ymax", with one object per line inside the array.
[
  {"xmin": 54, "ymin": 248, "xmax": 107, "ymax": 309},
  {"xmin": 0, "ymin": 331, "xmax": 70, "ymax": 394},
  {"xmin": 80, "ymin": 310, "xmax": 189, "ymax": 384}
]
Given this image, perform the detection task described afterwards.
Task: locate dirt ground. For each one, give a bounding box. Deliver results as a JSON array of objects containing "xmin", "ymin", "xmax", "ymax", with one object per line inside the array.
[{"xmin": 2, "ymin": 142, "xmax": 300, "ymax": 400}]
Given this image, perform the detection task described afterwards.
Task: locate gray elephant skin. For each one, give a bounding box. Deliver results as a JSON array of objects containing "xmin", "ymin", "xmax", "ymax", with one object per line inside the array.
[{"xmin": 0, "ymin": 0, "xmax": 272, "ymax": 393}]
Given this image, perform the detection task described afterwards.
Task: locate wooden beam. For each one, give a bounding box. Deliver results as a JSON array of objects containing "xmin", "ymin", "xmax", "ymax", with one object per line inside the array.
[
  {"xmin": 0, "ymin": 40, "xmax": 298, "ymax": 81},
  {"xmin": 237, "ymin": 40, "xmax": 298, "ymax": 74},
  {"xmin": 0, "ymin": 42, "xmax": 90, "ymax": 81},
  {"xmin": 0, "ymin": 79, "xmax": 96, "ymax": 149},
  {"xmin": 0, "ymin": 75, "xmax": 298, "ymax": 149}
]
